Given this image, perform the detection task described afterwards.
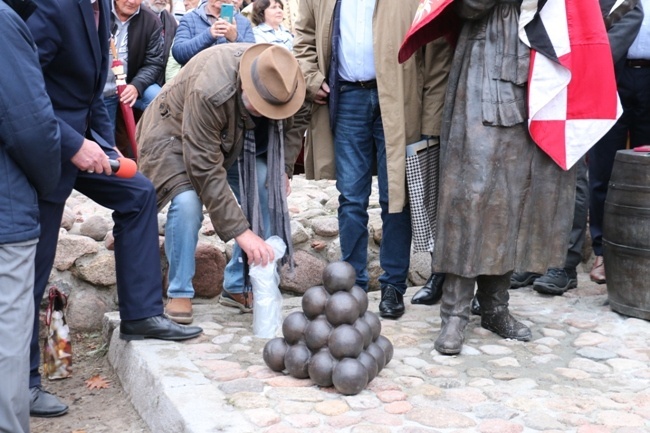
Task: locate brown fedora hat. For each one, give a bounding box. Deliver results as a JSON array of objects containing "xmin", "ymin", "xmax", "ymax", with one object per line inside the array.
[{"xmin": 240, "ymin": 43, "xmax": 306, "ymax": 120}]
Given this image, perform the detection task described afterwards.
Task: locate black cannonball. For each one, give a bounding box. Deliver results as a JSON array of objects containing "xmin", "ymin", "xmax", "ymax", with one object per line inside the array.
[
  {"xmin": 307, "ymin": 349, "xmax": 336, "ymax": 387},
  {"xmin": 353, "ymin": 317, "xmax": 373, "ymax": 349},
  {"xmin": 284, "ymin": 343, "xmax": 311, "ymax": 379},
  {"xmin": 357, "ymin": 350, "xmax": 379, "ymax": 382},
  {"xmin": 262, "ymin": 337, "xmax": 288, "ymax": 372},
  {"xmin": 366, "ymin": 342, "xmax": 386, "ymax": 372},
  {"xmin": 325, "ymin": 291, "xmax": 360, "ymax": 327},
  {"xmin": 362, "ymin": 311, "xmax": 382, "ymax": 341},
  {"xmin": 349, "ymin": 285, "xmax": 369, "ymax": 316},
  {"xmin": 282, "ymin": 311, "xmax": 309, "ymax": 345},
  {"xmin": 302, "ymin": 285, "xmax": 329, "ymax": 319},
  {"xmin": 304, "ymin": 315, "xmax": 332, "ymax": 352},
  {"xmin": 328, "ymin": 324, "xmax": 364, "ymax": 359},
  {"xmin": 322, "ymin": 261, "xmax": 356, "ymax": 294},
  {"xmin": 332, "ymin": 358, "xmax": 369, "ymax": 395},
  {"xmin": 375, "ymin": 335, "xmax": 394, "ymax": 365}
]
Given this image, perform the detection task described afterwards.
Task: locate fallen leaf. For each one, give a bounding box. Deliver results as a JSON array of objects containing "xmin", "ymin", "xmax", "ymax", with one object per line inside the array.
[{"xmin": 85, "ymin": 375, "xmax": 111, "ymax": 390}]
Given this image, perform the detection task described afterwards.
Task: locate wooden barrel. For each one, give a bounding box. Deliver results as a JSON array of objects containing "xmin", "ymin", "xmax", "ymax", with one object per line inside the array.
[{"xmin": 603, "ymin": 149, "xmax": 650, "ymax": 320}]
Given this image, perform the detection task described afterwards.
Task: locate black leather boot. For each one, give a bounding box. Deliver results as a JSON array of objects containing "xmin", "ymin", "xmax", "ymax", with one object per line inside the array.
[
  {"xmin": 481, "ymin": 306, "xmax": 532, "ymax": 341},
  {"xmin": 434, "ymin": 275, "xmax": 475, "ymax": 355},
  {"xmin": 476, "ymin": 273, "xmax": 531, "ymax": 341},
  {"xmin": 411, "ymin": 273, "xmax": 445, "ymax": 305}
]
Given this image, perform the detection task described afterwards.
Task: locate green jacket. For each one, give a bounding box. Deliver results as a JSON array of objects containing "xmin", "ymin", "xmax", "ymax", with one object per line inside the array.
[{"xmin": 137, "ymin": 43, "xmax": 295, "ymax": 242}]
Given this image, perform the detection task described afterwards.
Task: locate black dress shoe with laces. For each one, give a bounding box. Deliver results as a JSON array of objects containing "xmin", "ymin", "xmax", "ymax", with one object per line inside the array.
[
  {"xmin": 30, "ymin": 385, "xmax": 68, "ymax": 418},
  {"xmin": 411, "ymin": 273, "xmax": 445, "ymax": 305},
  {"xmin": 379, "ymin": 284, "xmax": 405, "ymax": 319},
  {"xmin": 120, "ymin": 314, "xmax": 203, "ymax": 341}
]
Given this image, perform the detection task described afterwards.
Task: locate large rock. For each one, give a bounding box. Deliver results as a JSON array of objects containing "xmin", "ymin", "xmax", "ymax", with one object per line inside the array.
[
  {"xmin": 104, "ymin": 231, "xmax": 115, "ymax": 251},
  {"xmin": 294, "ymin": 208, "xmax": 326, "ymax": 228},
  {"xmin": 290, "ymin": 220, "xmax": 310, "ymax": 245},
  {"xmin": 368, "ymin": 211, "xmax": 383, "ymax": 245},
  {"xmin": 201, "ymin": 218, "xmax": 216, "ymax": 236},
  {"xmin": 311, "ymin": 216, "xmax": 339, "ymax": 237},
  {"xmin": 54, "ymin": 233, "xmax": 99, "ymax": 271},
  {"xmin": 73, "ymin": 250, "xmax": 117, "ymax": 287},
  {"xmin": 66, "ymin": 284, "xmax": 115, "ymax": 332},
  {"xmin": 79, "ymin": 214, "xmax": 112, "ymax": 241},
  {"xmin": 157, "ymin": 213, "xmax": 167, "ymax": 235},
  {"xmin": 326, "ymin": 238, "xmax": 341, "ymax": 263},
  {"xmin": 408, "ymin": 251, "xmax": 431, "ymax": 286},
  {"xmin": 280, "ymin": 250, "xmax": 327, "ymax": 294},
  {"xmin": 193, "ymin": 242, "xmax": 225, "ymax": 298},
  {"xmin": 367, "ymin": 259, "xmax": 382, "ymax": 292},
  {"xmin": 61, "ymin": 206, "xmax": 76, "ymax": 231}
]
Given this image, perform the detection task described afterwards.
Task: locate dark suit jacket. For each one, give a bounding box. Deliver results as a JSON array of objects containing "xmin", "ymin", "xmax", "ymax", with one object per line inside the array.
[
  {"xmin": 113, "ymin": 6, "xmax": 164, "ymax": 94},
  {"xmin": 27, "ymin": 0, "xmax": 115, "ymax": 202}
]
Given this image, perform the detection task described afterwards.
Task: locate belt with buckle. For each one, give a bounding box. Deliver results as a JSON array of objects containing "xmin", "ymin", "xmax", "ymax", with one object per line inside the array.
[
  {"xmin": 339, "ymin": 79, "xmax": 377, "ymax": 89},
  {"xmin": 626, "ymin": 59, "xmax": 650, "ymax": 68}
]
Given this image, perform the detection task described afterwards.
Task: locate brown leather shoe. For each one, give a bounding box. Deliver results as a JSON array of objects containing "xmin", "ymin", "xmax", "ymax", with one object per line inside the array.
[
  {"xmin": 165, "ymin": 298, "xmax": 194, "ymax": 324},
  {"xmin": 589, "ymin": 255, "xmax": 606, "ymax": 284},
  {"xmin": 219, "ymin": 290, "xmax": 253, "ymax": 313}
]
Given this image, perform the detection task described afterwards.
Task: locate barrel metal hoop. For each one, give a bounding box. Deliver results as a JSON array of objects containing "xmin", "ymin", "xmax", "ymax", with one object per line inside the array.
[{"xmin": 603, "ymin": 239, "xmax": 650, "ymax": 255}]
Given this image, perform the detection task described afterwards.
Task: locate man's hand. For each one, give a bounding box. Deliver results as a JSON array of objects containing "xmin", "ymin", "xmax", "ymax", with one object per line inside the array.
[
  {"xmin": 119, "ymin": 84, "xmax": 139, "ymax": 107},
  {"xmin": 71, "ymin": 139, "xmax": 112, "ymax": 174},
  {"xmin": 210, "ymin": 18, "xmax": 238, "ymax": 42},
  {"xmin": 314, "ymin": 81, "xmax": 330, "ymax": 105},
  {"xmin": 235, "ymin": 229, "xmax": 275, "ymax": 266}
]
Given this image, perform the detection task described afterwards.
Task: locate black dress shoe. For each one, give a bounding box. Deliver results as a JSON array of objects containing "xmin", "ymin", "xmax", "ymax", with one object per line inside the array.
[
  {"xmin": 120, "ymin": 314, "xmax": 203, "ymax": 341},
  {"xmin": 379, "ymin": 284, "xmax": 405, "ymax": 319},
  {"xmin": 411, "ymin": 273, "xmax": 445, "ymax": 305},
  {"xmin": 30, "ymin": 385, "xmax": 68, "ymax": 418}
]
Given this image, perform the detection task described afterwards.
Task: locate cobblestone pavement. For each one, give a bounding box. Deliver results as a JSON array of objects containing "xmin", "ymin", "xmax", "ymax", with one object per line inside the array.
[{"xmin": 107, "ymin": 272, "xmax": 650, "ymax": 433}]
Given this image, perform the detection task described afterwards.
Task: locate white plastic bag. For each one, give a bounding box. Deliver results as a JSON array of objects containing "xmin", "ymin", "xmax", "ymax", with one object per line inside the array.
[{"xmin": 250, "ymin": 236, "xmax": 286, "ymax": 338}]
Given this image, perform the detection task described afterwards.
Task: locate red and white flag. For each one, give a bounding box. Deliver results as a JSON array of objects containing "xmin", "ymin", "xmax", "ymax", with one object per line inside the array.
[
  {"xmin": 520, "ymin": 0, "xmax": 621, "ymax": 170},
  {"xmin": 400, "ymin": 0, "xmax": 621, "ymax": 170},
  {"xmin": 398, "ymin": 0, "xmax": 459, "ymax": 64}
]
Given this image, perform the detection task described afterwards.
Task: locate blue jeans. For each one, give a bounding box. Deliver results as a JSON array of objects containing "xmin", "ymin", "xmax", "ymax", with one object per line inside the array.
[
  {"xmin": 333, "ymin": 85, "xmax": 412, "ymax": 293},
  {"xmin": 165, "ymin": 190, "xmax": 204, "ymax": 298},
  {"xmin": 224, "ymin": 155, "xmax": 271, "ymax": 294},
  {"xmin": 103, "ymin": 83, "xmax": 162, "ymax": 130},
  {"xmin": 104, "ymin": 94, "xmax": 119, "ymax": 130},
  {"xmin": 133, "ymin": 83, "xmax": 162, "ymax": 112}
]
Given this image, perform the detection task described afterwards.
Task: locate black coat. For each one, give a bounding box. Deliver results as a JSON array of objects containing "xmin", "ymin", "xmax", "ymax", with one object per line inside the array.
[{"xmin": 113, "ymin": 6, "xmax": 165, "ymax": 95}]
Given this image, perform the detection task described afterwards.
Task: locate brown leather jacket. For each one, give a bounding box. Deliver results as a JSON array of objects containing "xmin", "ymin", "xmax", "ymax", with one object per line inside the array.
[{"xmin": 136, "ymin": 43, "xmax": 295, "ymax": 242}]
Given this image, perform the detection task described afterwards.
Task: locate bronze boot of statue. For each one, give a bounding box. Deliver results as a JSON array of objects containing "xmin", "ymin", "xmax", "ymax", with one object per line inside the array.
[
  {"xmin": 476, "ymin": 273, "xmax": 532, "ymax": 341},
  {"xmin": 434, "ymin": 275, "xmax": 475, "ymax": 355}
]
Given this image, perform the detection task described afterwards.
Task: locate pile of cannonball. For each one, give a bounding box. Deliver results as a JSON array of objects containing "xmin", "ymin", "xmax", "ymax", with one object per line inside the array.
[{"xmin": 262, "ymin": 261, "xmax": 394, "ymax": 395}]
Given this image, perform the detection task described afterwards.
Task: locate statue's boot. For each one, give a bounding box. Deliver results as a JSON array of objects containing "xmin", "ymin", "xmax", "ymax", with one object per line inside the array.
[
  {"xmin": 476, "ymin": 273, "xmax": 532, "ymax": 341},
  {"xmin": 434, "ymin": 275, "xmax": 475, "ymax": 355}
]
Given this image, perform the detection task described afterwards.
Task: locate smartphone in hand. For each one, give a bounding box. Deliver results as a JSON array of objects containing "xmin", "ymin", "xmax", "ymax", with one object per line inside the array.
[{"xmin": 220, "ymin": 3, "xmax": 234, "ymax": 23}]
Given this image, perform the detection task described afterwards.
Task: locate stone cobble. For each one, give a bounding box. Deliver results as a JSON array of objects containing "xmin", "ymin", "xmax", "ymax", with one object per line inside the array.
[{"xmin": 108, "ymin": 272, "xmax": 650, "ymax": 433}]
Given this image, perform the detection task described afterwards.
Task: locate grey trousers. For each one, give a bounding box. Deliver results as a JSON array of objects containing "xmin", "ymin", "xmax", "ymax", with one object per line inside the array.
[
  {"xmin": 565, "ymin": 157, "xmax": 589, "ymax": 270},
  {"xmin": 0, "ymin": 239, "xmax": 36, "ymax": 433}
]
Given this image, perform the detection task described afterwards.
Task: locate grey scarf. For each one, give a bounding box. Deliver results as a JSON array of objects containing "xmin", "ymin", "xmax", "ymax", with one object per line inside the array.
[{"xmin": 238, "ymin": 119, "xmax": 294, "ymax": 286}]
